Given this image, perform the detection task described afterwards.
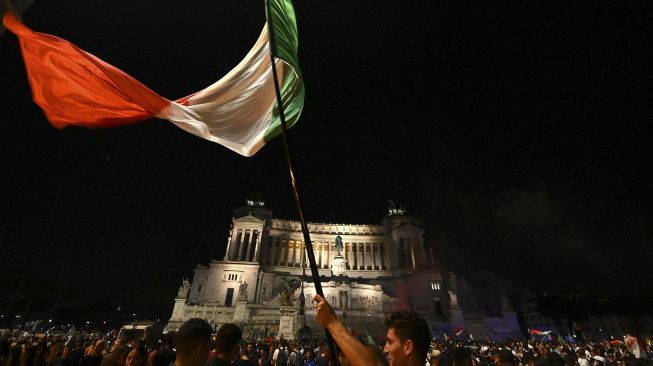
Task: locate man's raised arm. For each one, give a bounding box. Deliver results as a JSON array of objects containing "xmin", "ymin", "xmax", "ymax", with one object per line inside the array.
[{"xmin": 313, "ymin": 294, "xmax": 385, "ymax": 366}]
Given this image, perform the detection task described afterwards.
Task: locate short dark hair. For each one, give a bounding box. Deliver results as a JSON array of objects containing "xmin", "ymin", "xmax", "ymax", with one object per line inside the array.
[
  {"xmin": 386, "ymin": 311, "xmax": 431, "ymax": 361},
  {"xmin": 214, "ymin": 323, "xmax": 242, "ymax": 354},
  {"xmin": 176, "ymin": 318, "xmax": 213, "ymax": 356}
]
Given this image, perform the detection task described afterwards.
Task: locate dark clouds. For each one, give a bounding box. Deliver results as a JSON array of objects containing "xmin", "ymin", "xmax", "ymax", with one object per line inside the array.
[{"xmin": 417, "ymin": 180, "xmax": 651, "ymax": 296}]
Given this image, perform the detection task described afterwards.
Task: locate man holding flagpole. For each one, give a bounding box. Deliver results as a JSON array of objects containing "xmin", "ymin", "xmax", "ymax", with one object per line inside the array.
[{"xmin": 314, "ymin": 294, "xmax": 431, "ymax": 366}]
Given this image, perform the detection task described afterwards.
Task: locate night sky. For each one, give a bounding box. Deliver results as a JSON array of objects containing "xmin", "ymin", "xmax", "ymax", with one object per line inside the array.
[{"xmin": 1, "ymin": 1, "xmax": 651, "ymax": 320}]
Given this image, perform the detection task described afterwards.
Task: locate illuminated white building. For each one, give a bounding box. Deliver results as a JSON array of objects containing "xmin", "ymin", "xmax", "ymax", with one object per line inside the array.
[{"xmin": 166, "ymin": 201, "xmax": 522, "ymax": 340}]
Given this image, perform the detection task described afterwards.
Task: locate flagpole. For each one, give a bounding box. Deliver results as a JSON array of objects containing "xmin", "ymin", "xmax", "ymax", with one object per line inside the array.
[
  {"xmin": 264, "ymin": 1, "xmax": 339, "ymax": 365},
  {"xmin": 2, "ymin": 0, "xmax": 23, "ymax": 21}
]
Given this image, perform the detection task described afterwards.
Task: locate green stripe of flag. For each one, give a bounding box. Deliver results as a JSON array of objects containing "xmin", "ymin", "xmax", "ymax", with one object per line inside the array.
[{"xmin": 263, "ymin": 0, "xmax": 305, "ymax": 143}]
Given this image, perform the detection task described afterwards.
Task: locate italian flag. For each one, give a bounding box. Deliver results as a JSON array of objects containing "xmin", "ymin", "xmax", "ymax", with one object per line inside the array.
[
  {"xmin": 530, "ymin": 329, "xmax": 551, "ymax": 336},
  {"xmin": 3, "ymin": 0, "xmax": 303, "ymax": 157}
]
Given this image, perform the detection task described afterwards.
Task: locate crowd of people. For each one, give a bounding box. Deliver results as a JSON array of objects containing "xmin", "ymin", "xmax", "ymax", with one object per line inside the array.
[
  {"xmin": 424, "ymin": 336, "xmax": 652, "ymax": 366},
  {"xmin": 1, "ymin": 295, "xmax": 650, "ymax": 366}
]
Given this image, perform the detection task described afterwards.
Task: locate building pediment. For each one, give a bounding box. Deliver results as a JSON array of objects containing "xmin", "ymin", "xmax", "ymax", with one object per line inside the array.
[{"xmin": 233, "ymin": 213, "xmax": 265, "ymax": 224}]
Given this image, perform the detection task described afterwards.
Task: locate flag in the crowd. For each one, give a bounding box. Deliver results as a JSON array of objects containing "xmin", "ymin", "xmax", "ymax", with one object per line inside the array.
[
  {"xmin": 2, "ymin": 0, "xmax": 304, "ymax": 157},
  {"xmin": 609, "ymin": 340, "xmax": 623, "ymax": 346},
  {"xmin": 443, "ymin": 327, "xmax": 464, "ymax": 341},
  {"xmin": 530, "ymin": 329, "xmax": 552, "ymax": 335},
  {"xmin": 365, "ymin": 328, "xmax": 376, "ymax": 345}
]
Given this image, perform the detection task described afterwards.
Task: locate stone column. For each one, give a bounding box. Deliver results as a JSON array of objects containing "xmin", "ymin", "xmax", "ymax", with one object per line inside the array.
[
  {"xmin": 318, "ymin": 242, "xmax": 323, "ymax": 268},
  {"xmin": 371, "ymin": 242, "xmax": 376, "ymax": 269},
  {"xmin": 349, "ymin": 243, "xmax": 358, "ymax": 270},
  {"xmin": 304, "ymin": 241, "xmax": 309, "ymax": 267},
  {"xmin": 245, "ymin": 230, "xmax": 253, "ymax": 262},
  {"xmin": 353, "ymin": 243, "xmax": 358, "ymax": 269},
  {"xmin": 237, "ymin": 230, "xmax": 245, "ymax": 261},
  {"xmin": 224, "ymin": 231, "xmax": 232, "ymax": 261},
  {"xmin": 349, "ymin": 243, "xmax": 354, "ymax": 269},
  {"xmin": 363, "ymin": 242, "xmax": 367, "ymax": 270},
  {"xmin": 284, "ymin": 239, "xmax": 290, "ymax": 266},
  {"xmin": 255, "ymin": 273, "xmax": 264, "ymax": 303},
  {"xmin": 352, "ymin": 243, "xmax": 361, "ymax": 270},
  {"xmin": 327, "ymin": 241, "xmax": 331, "ymax": 267},
  {"xmin": 249, "ymin": 230, "xmax": 256, "ymax": 261},
  {"xmin": 292, "ymin": 240, "xmax": 298, "ymax": 267},
  {"xmin": 246, "ymin": 230, "xmax": 253, "ymax": 261},
  {"xmin": 253, "ymin": 230, "xmax": 262, "ymax": 261},
  {"xmin": 258, "ymin": 232, "xmax": 266, "ymax": 263},
  {"xmin": 297, "ymin": 240, "xmax": 302, "ymax": 267}
]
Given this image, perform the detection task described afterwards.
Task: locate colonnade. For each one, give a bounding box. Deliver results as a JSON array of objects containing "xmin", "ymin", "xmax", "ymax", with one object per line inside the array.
[
  {"xmin": 224, "ymin": 229, "xmax": 262, "ymax": 261},
  {"xmin": 262, "ymin": 238, "xmax": 386, "ymax": 270}
]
